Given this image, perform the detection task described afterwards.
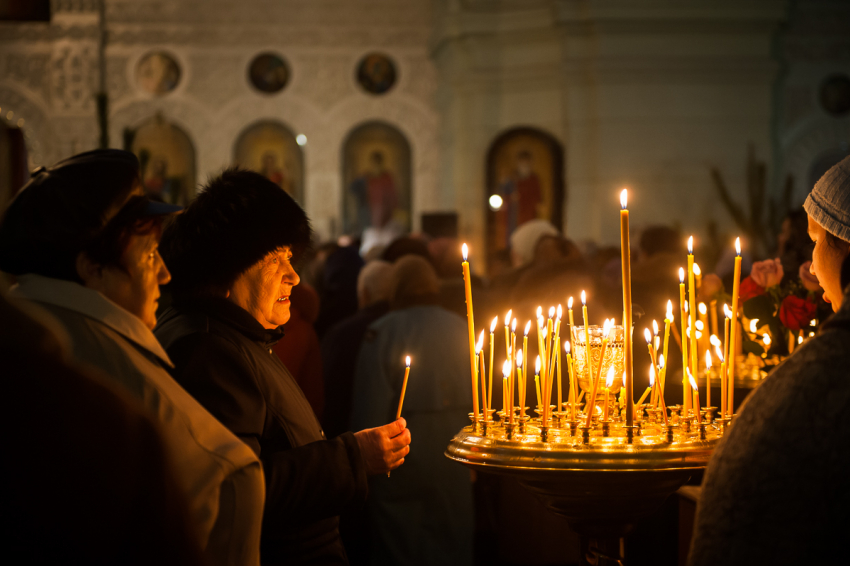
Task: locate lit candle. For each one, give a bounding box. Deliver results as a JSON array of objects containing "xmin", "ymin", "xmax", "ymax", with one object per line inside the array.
[
  {"xmin": 694, "ymin": 262, "xmax": 702, "ymax": 290},
  {"xmin": 522, "ymin": 321, "xmax": 530, "ymax": 410},
  {"xmin": 396, "ymin": 356, "xmax": 412, "ymax": 420},
  {"xmin": 585, "ymin": 318, "xmax": 613, "ymax": 427},
  {"xmin": 503, "ymin": 360, "xmax": 513, "ymax": 426},
  {"xmin": 489, "ymin": 316, "xmax": 497, "ymax": 411},
  {"xmin": 603, "ymin": 366, "xmax": 615, "ymax": 421},
  {"xmin": 567, "ymin": 296, "xmax": 576, "ymax": 352},
  {"xmin": 716, "ymin": 345, "xmax": 726, "ymax": 419},
  {"xmin": 477, "ymin": 331, "xmax": 486, "ymax": 416},
  {"xmin": 656, "ymin": 356, "xmax": 666, "ymax": 409},
  {"xmin": 687, "ymin": 236, "xmax": 698, "ymax": 411},
  {"xmin": 620, "ymin": 189, "xmax": 634, "ymax": 429},
  {"xmin": 516, "ymin": 349, "xmax": 523, "ymax": 422},
  {"xmin": 661, "ymin": 301, "xmax": 673, "ymax": 407},
  {"xmin": 565, "ymin": 341, "xmax": 577, "ymax": 419},
  {"xmin": 709, "ymin": 299, "xmax": 718, "ymax": 341},
  {"xmin": 534, "ymin": 356, "xmax": 542, "ymax": 410},
  {"xmin": 461, "ymin": 244, "xmax": 479, "ymax": 423},
  {"xmin": 581, "ymin": 290, "xmax": 591, "ymax": 391},
  {"xmin": 550, "ymin": 305, "xmax": 562, "ymax": 378},
  {"xmin": 504, "ymin": 310, "xmax": 512, "ymax": 361},
  {"xmin": 688, "ymin": 369, "xmax": 701, "ymax": 423},
  {"xmin": 698, "ymin": 302, "xmax": 710, "ymax": 371},
  {"xmin": 679, "ymin": 268, "xmax": 690, "ymax": 412},
  {"xmin": 704, "ymin": 350, "xmax": 712, "ymax": 409},
  {"xmin": 555, "ymin": 335, "xmax": 562, "ymax": 413},
  {"xmin": 728, "ymin": 238, "xmax": 742, "ymax": 416},
  {"xmin": 511, "ymin": 317, "xmax": 517, "ymax": 378}
]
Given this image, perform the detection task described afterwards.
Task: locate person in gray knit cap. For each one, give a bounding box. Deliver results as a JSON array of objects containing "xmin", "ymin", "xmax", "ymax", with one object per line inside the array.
[
  {"xmin": 802, "ymin": 154, "xmax": 850, "ymax": 311},
  {"xmin": 688, "ymin": 155, "xmax": 850, "ymax": 566}
]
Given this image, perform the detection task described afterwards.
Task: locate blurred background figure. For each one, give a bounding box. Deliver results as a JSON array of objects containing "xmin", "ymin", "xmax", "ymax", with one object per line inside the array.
[
  {"xmin": 350, "ymin": 255, "xmax": 473, "ymax": 566},
  {"xmin": 314, "ymin": 243, "xmax": 363, "ymax": 338},
  {"xmin": 273, "ymin": 282, "xmax": 324, "ymax": 419}
]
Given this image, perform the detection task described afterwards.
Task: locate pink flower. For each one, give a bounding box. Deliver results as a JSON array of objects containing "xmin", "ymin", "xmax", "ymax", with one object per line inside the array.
[
  {"xmin": 750, "ymin": 258, "xmax": 784, "ymax": 289},
  {"xmin": 799, "ymin": 261, "xmax": 822, "ymax": 293}
]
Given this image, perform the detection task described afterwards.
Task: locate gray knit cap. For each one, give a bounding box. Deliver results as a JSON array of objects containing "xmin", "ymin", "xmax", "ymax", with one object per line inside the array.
[{"xmin": 804, "ymin": 154, "xmax": 850, "ymax": 241}]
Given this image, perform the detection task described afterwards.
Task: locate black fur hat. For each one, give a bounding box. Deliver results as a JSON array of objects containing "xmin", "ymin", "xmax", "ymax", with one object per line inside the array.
[{"xmin": 161, "ymin": 167, "xmax": 311, "ymax": 300}]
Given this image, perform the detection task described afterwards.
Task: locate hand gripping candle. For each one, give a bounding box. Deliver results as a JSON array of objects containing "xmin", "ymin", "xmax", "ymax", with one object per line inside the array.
[{"xmin": 461, "ymin": 244, "xmax": 479, "ymax": 423}]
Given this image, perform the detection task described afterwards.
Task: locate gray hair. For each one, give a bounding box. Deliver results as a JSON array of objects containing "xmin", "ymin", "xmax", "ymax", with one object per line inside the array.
[{"xmin": 357, "ymin": 260, "xmax": 394, "ymax": 307}]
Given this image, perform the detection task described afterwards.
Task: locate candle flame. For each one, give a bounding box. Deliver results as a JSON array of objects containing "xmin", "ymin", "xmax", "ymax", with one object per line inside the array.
[
  {"xmin": 511, "ymin": 318, "xmax": 517, "ymax": 332},
  {"xmin": 405, "ymin": 356, "xmax": 411, "ymax": 367},
  {"xmin": 490, "ymin": 316, "xmax": 498, "ymax": 333},
  {"xmin": 461, "ymin": 243, "xmax": 468, "ymax": 261},
  {"xmin": 476, "ymin": 330, "xmax": 484, "ymax": 353},
  {"xmin": 724, "ymin": 303, "xmax": 732, "ymax": 318},
  {"xmin": 564, "ymin": 341, "xmax": 571, "ymax": 354},
  {"xmin": 659, "ymin": 354, "xmax": 665, "ymax": 368},
  {"xmin": 644, "ymin": 328, "xmax": 652, "ymax": 344},
  {"xmin": 649, "ymin": 364, "xmax": 656, "ymax": 386},
  {"xmin": 735, "ymin": 237, "xmax": 741, "ymax": 256},
  {"xmin": 695, "ymin": 320, "xmax": 704, "ymax": 331},
  {"xmin": 535, "ymin": 355, "xmax": 541, "ymax": 375},
  {"xmin": 652, "ymin": 320, "xmax": 659, "ymax": 336},
  {"xmin": 797, "ymin": 335, "xmax": 803, "ymax": 344},
  {"xmin": 688, "ymin": 236, "xmax": 694, "ymax": 254},
  {"xmin": 502, "ymin": 360, "xmax": 511, "ymax": 378},
  {"xmin": 696, "ymin": 330, "xmax": 702, "ymax": 339},
  {"xmin": 750, "ymin": 319, "xmax": 759, "ymax": 333},
  {"xmin": 568, "ymin": 296, "xmax": 574, "ymax": 309},
  {"xmin": 581, "ymin": 290, "xmax": 587, "ymax": 305},
  {"xmin": 603, "ymin": 318, "xmax": 613, "ymax": 338},
  {"xmin": 548, "ymin": 306, "xmax": 555, "ymax": 319},
  {"xmin": 679, "ymin": 268, "xmax": 685, "ymax": 283},
  {"xmin": 557, "ymin": 304, "xmax": 562, "ymax": 320},
  {"xmin": 620, "ymin": 188, "xmax": 628, "ymax": 210},
  {"xmin": 606, "ymin": 365, "xmax": 616, "ymax": 387},
  {"xmin": 538, "ymin": 315, "xmax": 544, "ymax": 328},
  {"xmin": 524, "ymin": 320, "xmax": 531, "ymax": 336},
  {"xmin": 694, "ymin": 263, "xmax": 702, "ymax": 277},
  {"xmin": 705, "ymin": 350, "xmax": 712, "ymax": 369},
  {"xmin": 698, "ymin": 302, "xmax": 707, "ymax": 315},
  {"xmin": 655, "ymin": 335, "xmax": 661, "ymax": 351},
  {"xmin": 763, "ymin": 333, "xmax": 771, "ymax": 346},
  {"xmin": 536, "ymin": 306, "xmax": 542, "ymax": 318},
  {"xmin": 505, "ymin": 310, "xmax": 512, "ymax": 326},
  {"xmin": 810, "ymin": 319, "xmax": 817, "ymax": 327},
  {"xmin": 715, "ymin": 345, "xmax": 724, "ymax": 362},
  {"xmin": 666, "ymin": 300, "xmax": 674, "ymax": 320},
  {"xmin": 687, "ymin": 368, "xmax": 698, "ymax": 390},
  {"xmin": 710, "ymin": 334, "xmax": 721, "ymax": 347},
  {"xmin": 684, "ymin": 301, "xmax": 689, "ymax": 313},
  {"xmin": 516, "ymin": 349, "xmax": 523, "ymax": 368}
]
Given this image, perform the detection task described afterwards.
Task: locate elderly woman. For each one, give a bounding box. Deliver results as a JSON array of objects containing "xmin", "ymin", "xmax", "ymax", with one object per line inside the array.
[
  {"xmin": 154, "ymin": 168, "xmax": 411, "ymax": 565},
  {"xmin": 0, "ymin": 150, "xmax": 265, "ymax": 566},
  {"xmin": 688, "ymin": 155, "xmax": 850, "ymax": 566}
]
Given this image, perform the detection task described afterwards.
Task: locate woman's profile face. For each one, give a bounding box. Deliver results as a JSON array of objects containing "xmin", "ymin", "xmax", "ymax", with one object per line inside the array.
[
  {"xmin": 228, "ymin": 246, "xmax": 300, "ymax": 329},
  {"xmin": 807, "ymin": 215, "xmax": 850, "ymax": 311}
]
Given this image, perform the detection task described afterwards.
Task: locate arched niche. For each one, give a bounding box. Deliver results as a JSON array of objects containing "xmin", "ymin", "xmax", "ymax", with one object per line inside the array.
[
  {"xmin": 485, "ymin": 127, "xmax": 565, "ymax": 254},
  {"xmin": 341, "ymin": 121, "xmax": 411, "ymax": 236},
  {"xmin": 129, "ymin": 115, "xmax": 197, "ymax": 205},
  {"xmin": 233, "ymin": 120, "xmax": 304, "ymax": 204}
]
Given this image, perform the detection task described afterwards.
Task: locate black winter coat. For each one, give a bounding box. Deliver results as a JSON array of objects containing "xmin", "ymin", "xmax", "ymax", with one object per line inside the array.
[{"xmin": 155, "ymin": 298, "xmax": 368, "ymax": 565}]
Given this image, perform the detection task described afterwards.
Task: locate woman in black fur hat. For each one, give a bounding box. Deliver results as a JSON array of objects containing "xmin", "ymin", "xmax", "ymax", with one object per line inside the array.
[{"xmin": 155, "ymin": 168, "xmax": 411, "ymax": 566}]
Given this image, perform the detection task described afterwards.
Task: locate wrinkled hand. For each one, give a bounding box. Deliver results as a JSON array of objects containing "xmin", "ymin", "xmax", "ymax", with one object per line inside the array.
[
  {"xmin": 750, "ymin": 258, "xmax": 784, "ymax": 289},
  {"xmin": 354, "ymin": 418, "xmax": 411, "ymax": 475},
  {"xmin": 799, "ymin": 261, "xmax": 822, "ymax": 293}
]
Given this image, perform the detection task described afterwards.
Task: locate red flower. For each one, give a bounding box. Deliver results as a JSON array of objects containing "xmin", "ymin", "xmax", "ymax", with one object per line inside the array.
[
  {"xmin": 739, "ymin": 276, "xmax": 765, "ymax": 302},
  {"xmin": 779, "ymin": 295, "xmax": 817, "ymax": 331}
]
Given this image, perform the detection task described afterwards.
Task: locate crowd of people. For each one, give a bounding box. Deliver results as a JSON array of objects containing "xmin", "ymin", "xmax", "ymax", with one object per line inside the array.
[{"xmin": 1, "ymin": 149, "xmax": 848, "ymax": 565}]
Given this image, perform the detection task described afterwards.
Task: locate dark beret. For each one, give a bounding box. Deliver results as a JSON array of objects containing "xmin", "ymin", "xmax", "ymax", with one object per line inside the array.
[
  {"xmin": 160, "ymin": 167, "xmax": 311, "ymax": 299},
  {"xmin": 0, "ymin": 149, "xmax": 142, "ymax": 278}
]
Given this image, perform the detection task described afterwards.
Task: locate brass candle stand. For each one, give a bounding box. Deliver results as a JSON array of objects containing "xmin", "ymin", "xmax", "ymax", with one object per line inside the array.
[{"xmin": 449, "ymin": 403, "xmax": 723, "ymax": 565}]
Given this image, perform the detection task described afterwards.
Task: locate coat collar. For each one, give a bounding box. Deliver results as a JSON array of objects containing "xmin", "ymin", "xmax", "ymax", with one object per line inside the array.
[
  {"xmin": 10, "ymin": 274, "xmax": 173, "ymax": 367},
  {"xmin": 175, "ymin": 296, "xmax": 286, "ymax": 348}
]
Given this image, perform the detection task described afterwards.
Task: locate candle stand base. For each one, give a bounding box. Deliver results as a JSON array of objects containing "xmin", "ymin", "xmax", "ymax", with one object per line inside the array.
[
  {"xmin": 702, "ymin": 407, "xmax": 717, "ymax": 423},
  {"xmin": 681, "ymin": 419, "xmax": 691, "ymax": 433},
  {"xmin": 569, "ymin": 421, "xmax": 579, "ymax": 437},
  {"xmin": 540, "ymin": 426, "xmax": 551, "ymax": 442},
  {"xmin": 601, "ymin": 421, "xmax": 611, "ymax": 437},
  {"xmin": 698, "ymin": 422, "xmax": 707, "ymax": 440},
  {"xmin": 624, "ymin": 425, "xmax": 636, "ymax": 444},
  {"xmin": 446, "ymin": 423, "xmax": 718, "ymax": 566}
]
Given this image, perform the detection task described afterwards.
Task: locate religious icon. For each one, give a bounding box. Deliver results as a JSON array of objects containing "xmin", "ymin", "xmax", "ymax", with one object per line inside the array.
[
  {"xmin": 233, "ymin": 121, "xmax": 303, "ymax": 203},
  {"xmin": 356, "ymin": 53, "xmax": 397, "ymax": 95},
  {"xmin": 248, "ymin": 53, "xmax": 290, "ymax": 94},
  {"xmin": 129, "ymin": 115, "xmax": 196, "ymax": 205},
  {"xmin": 486, "ymin": 128, "xmax": 564, "ymax": 252},
  {"xmin": 342, "ymin": 122, "xmax": 411, "ymax": 236},
  {"xmin": 135, "ymin": 52, "xmax": 181, "ymax": 96}
]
